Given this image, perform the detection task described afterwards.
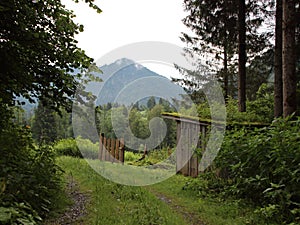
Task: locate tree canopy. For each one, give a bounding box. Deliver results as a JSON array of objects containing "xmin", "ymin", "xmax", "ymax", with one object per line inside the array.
[
  {"xmin": 179, "ymin": 0, "xmax": 299, "ymax": 116},
  {"xmin": 0, "ymin": 0, "xmax": 101, "ymax": 125},
  {"xmin": 180, "ymin": 0, "xmax": 271, "ymax": 100}
]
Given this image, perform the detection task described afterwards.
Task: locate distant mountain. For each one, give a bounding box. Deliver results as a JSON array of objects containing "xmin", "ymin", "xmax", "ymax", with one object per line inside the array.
[
  {"xmin": 86, "ymin": 58, "xmax": 184, "ymax": 106},
  {"xmin": 19, "ymin": 58, "xmax": 185, "ymax": 114}
]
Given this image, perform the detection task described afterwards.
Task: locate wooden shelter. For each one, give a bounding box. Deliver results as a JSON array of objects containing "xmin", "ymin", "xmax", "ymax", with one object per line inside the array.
[
  {"xmin": 162, "ymin": 112, "xmax": 269, "ymax": 177},
  {"xmin": 162, "ymin": 113, "xmax": 210, "ymax": 177}
]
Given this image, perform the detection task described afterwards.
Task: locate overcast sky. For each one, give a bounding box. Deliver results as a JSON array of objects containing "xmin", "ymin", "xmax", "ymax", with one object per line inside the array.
[{"xmin": 63, "ymin": 0, "xmax": 189, "ymax": 78}]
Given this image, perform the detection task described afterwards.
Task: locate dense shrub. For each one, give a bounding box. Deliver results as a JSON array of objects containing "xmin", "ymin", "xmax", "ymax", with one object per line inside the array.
[
  {"xmin": 54, "ymin": 137, "xmax": 99, "ymax": 159},
  {"xmin": 125, "ymin": 151, "xmax": 143, "ymax": 162},
  {"xmin": 195, "ymin": 84, "xmax": 274, "ymax": 124},
  {"xmin": 213, "ymin": 116, "xmax": 300, "ymax": 223},
  {"xmin": 54, "ymin": 138, "xmax": 82, "ymax": 158},
  {"xmin": 76, "ymin": 137, "xmax": 98, "ymax": 159},
  {"xmin": 0, "ymin": 126, "xmax": 62, "ymax": 224},
  {"xmin": 130, "ymin": 147, "xmax": 175, "ymax": 167}
]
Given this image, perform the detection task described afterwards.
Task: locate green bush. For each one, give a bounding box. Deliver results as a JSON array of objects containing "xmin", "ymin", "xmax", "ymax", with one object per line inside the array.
[
  {"xmin": 76, "ymin": 137, "xmax": 98, "ymax": 159},
  {"xmin": 125, "ymin": 151, "xmax": 142, "ymax": 162},
  {"xmin": 150, "ymin": 148, "xmax": 170, "ymax": 161},
  {"xmin": 130, "ymin": 148, "xmax": 175, "ymax": 167},
  {"xmin": 0, "ymin": 126, "xmax": 63, "ymax": 224},
  {"xmin": 54, "ymin": 137, "xmax": 99, "ymax": 159},
  {"xmin": 196, "ymin": 84, "xmax": 274, "ymax": 124},
  {"xmin": 213, "ymin": 116, "xmax": 300, "ymax": 223},
  {"xmin": 54, "ymin": 138, "xmax": 82, "ymax": 158}
]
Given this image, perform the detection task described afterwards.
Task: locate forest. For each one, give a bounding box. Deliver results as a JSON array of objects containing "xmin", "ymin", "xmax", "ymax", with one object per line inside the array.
[{"xmin": 0, "ymin": 0, "xmax": 299, "ymax": 224}]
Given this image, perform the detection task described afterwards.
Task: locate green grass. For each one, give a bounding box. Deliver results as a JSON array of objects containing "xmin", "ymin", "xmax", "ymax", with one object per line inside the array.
[
  {"xmin": 56, "ymin": 156, "xmax": 186, "ymax": 225},
  {"xmin": 56, "ymin": 156, "xmax": 279, "ymax": 225},
  {"xmin": 147, "ymin": 175, "xmax": 278, "ymax": 225}
]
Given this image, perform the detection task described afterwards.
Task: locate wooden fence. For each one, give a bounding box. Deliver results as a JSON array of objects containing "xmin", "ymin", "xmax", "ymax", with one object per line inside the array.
[{"xmin": 98, "ymin": 133, "xmax": 125, "ymax": 163}]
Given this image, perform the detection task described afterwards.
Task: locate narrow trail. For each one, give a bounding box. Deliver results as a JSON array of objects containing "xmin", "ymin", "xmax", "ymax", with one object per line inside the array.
[
  {"xmin": 148, "ymin": 189, "xmax": 206, "ymax": 225},
  {"xmin": 46, "ymin": 177, "xmax": 90, "ymax": 225},
  {"xmin": 47, "ymin": 176, "xmax": 205, "ymax": 225}
]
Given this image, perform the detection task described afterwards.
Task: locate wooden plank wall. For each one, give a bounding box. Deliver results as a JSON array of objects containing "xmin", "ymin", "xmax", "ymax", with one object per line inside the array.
[
  {"xmin": 98, "ymin": 134, "xmax": 125, "ymax": 163},
  {"xmin": 176, "ymin": 121, "xmax": 207, "ymax": 177}
]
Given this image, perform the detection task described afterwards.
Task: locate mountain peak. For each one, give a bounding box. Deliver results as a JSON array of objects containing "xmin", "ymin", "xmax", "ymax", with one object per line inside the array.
[
  {"xmin": 92, "ymin": 58, "xmax": 169, "ymax": 105},
  {"xmin": 115, "ymin": 58, "xmax": 135, "ymax": 66},
  {"xmin": 114, "ymin": 58, "xmax": 144, "ymax": 70}
]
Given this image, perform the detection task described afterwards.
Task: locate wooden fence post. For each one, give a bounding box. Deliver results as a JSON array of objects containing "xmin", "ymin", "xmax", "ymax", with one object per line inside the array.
[
  {"xmin": 99, "ymin": 133, "xmax": 104, "ymax": 160},
  {"xmin": 106, "ymin": 138, "xmax": 111, "ymax": 162},
  {"xmin": 102, "ymin": 136, "xmax": 107, "ymax": 161},
  {"xmin": 99, "ymin": 134, "xmax": 125, "ymax": 164},
  {"xmin": 119, "ymin": 138, "xmax": 125, "ymax": 164},
  {"xmin": 143, "ymin": 144, "xmax": 147, "ymax": 156},
  {"xmin": 110, "ymin": 138, "xmax": 115, "ymax": 162},
  {"xmin": 115, "ymin": 139, "xmax": 119, "ymax": 161}
]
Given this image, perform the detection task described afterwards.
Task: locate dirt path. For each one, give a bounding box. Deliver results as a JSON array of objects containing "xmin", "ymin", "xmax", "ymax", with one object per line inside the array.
[
  {"xmin": 46, "ymin": 176, "xmax": 204, "ymax": 225},
  {"xmin": 150, "ymin": 190, "xmax": 206, "ymax": 225},
  {"xmin": 46, "ymin": 176, "xmax": 90, "ymax": 225}
]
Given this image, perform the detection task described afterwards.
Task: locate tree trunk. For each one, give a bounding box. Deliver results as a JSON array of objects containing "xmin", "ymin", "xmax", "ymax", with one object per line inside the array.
[
  {"xmin": 274, "ymin": 0, "xmax": 283, "ymax": 118},
  {"xmin": 238, "ymin": 0, "xmax": 246, "ymax": 112},
  {"xmin": 282, "ymin": 0, "xmax": 297, "ymax": 117}
]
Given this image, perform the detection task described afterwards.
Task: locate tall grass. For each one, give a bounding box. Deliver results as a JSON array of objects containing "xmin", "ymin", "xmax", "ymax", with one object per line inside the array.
[{"xmin": 57, "ymin": 156, "xmax": 186, "ymax": 225}]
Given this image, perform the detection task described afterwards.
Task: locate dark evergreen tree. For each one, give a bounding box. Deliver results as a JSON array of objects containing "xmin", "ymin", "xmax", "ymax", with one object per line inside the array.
[
  {"xmin": 147, "ymin": 96, "xmax": 156, "ymax": 109},
  {"xmin": 179, "ymin": 0, "xmax": 272, "ymax": 104},
  {"xmin": 181, "ymin": 0, "xmax": 239, "ymax": 97},
  {"xmin": 246, "ymin": 49, "xmax": 274, "ymax": 100},
  {"xmin": 32, "ymin": 101, "xmax": 57, "ymax": 144}
]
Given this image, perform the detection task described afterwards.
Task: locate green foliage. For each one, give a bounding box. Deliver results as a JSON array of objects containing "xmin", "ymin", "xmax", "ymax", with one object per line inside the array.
[
  {"xmin": 54, "ymin": 137, "xmax": 99, "ymax": 159},
  {"xmin": 54, "ymin": 138, "xmax": 82, "ymax": 158},
  {"xmin": 96, "ymin": 104, "xmax": 177, "ymax": 150},
  {"xmin": 0, "ymin": 203, "xmax": 42, "ymax": 225},
  {"xmin": 131, "ymin": 147, "xmax": 175, "ymax": 167},
  {"xmin": 147, "ymin": 96, "xmax": 156, "ymax": 109},
  {"xmin": 0, "ymin": 0, "xmax": 101, "ymax": 126},
  {"xmin": 95, "ymin": 105, "xmax": 115, "ymax": 139},
  {"xmin": 179, "ymin": 0, "xmax": 271, "ymax": 100},
  {"xmin": 129, "ymin": 108, "xmax": 151, "ymax": 140},
  {"xmin": 76, "ymin": 137, "xmax": 99, "ymax": 159},
  {"xmin": 195, "ymin": 85, "xmax": 274, "ymax": 124},
  {"xmin": 57, "ymin": 156, "xmax": 186, "ymax": 225},
  {"xmin": 226, "ymin": 97, "xmax": 271, "ymax": 123},
  {"xmin": 12, "ymin": 106, "xmax": 27, "ymax": 126},
  {"xmin": 0, "ymin": 0, "xmax": 102, "ymax": 223},
  {"xmin": 148, "ymin": 148, "xmax": 174, "ymax": 164},
  {"xmin": 0, "ymin": 126, "xmax": 63, "ymax": 224},
  {"xmin": 212, "ymin": 116, "xmax": 300, "ymax": 224},
  {"xmin": 124, "ymin": 151, "xmax": 143, "ymax": 162},
  {"xmin": 150, "ymin": 174, "xmax": 274, "ymax": 225},
  {"xmin": 31, "ymin": 101, "xmax": 58, "ymax": 144},
  {"xmin": 247, "ymin": 84, "xmax": 274, "ymax": 122},
  {"xmin": 196, "ymin": 102, "xmax": 211, "ymax": 119},
  {"xmin": 246, "ymin": 50, "xmax": 274, "ymax": 100}
]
